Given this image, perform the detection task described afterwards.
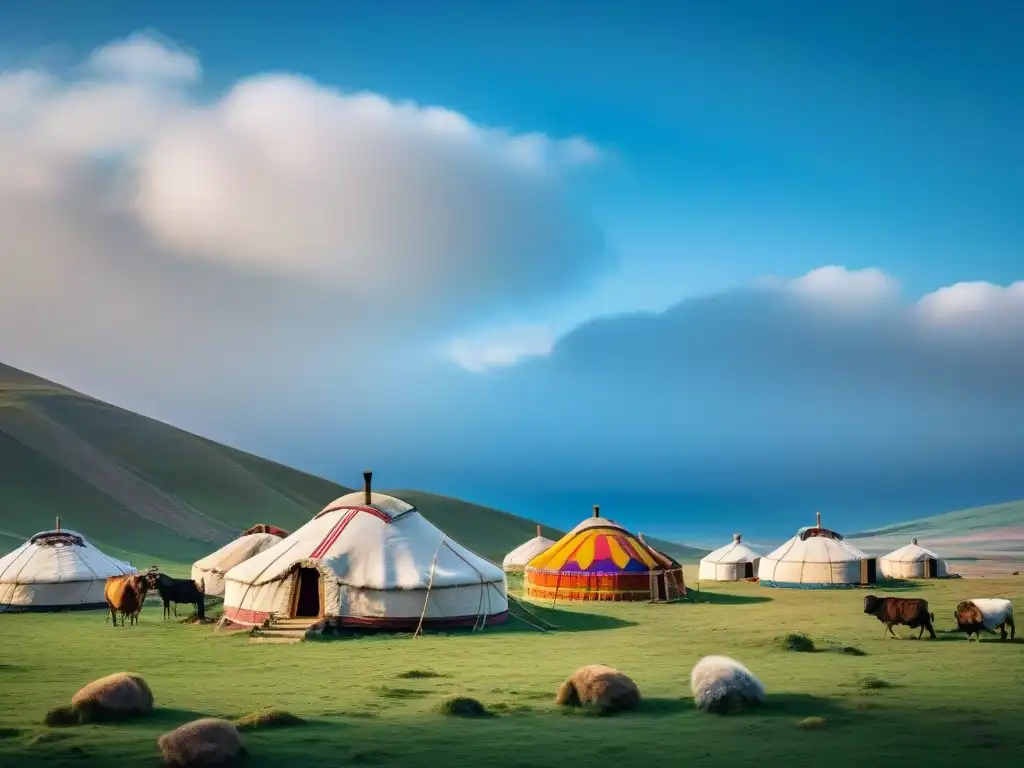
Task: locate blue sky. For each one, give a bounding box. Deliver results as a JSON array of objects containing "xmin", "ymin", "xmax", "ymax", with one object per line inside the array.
[{"xmin": 1, "ymin": 1, "xmax": 1021, "ymax": 545}]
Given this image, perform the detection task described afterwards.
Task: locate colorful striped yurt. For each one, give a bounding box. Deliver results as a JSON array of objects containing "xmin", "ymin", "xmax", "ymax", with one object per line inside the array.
[{"xmin": 524, "ymin": 505, "xmax": 685, "ymax": 602}]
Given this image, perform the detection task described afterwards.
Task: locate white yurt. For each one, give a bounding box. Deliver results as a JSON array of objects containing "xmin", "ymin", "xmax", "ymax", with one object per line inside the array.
[
  {"xmin": 698, "ymin": 533, "xmax": 761, "ymax": 582},
  {"xmin": 878, "ymin": 538, "xmax": 949, "ymax": 579},
  {"xmin": 759, "ymin": 513, "xmax": 876, "ymax": 589},
  {"xmin": 222, "ymin": 472, "xmax": 509, "ymax": 630},
  {"xmin": 0, "ymin": 519, "xmax": 136, "ymax": 612},
  {"xmin": 192, "ymin": 524, "xmax": 290, "ymax": 597},
  {"xmin": 502, "ymin": 525, "xmax": 555, "ymax": 573}
]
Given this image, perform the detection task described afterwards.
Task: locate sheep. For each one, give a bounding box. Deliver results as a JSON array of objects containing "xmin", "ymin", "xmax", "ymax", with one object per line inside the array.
[
  {"xmin": 954, "ymin": 599, "xmax": 1015, "ymax": 641},
  {"xmin": 44, "ymin": 672, "xmax": 154, "ymax": 726},
  {"xmin": 690, "ymin": 655, "xmax": 765, "ymax": 714},
  {"xmin": 555, "ymin": 664, "xmax": 641, "ymax": 714},
  {"xmin": 157, "ymin": 717, "xmax": 246, "ymax": 767}
]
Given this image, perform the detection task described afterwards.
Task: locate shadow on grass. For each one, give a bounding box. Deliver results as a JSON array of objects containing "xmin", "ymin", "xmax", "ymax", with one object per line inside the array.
[
  {"xmin": 131, "ymin": 708, "xmax": 212, "ymax": 727},
  {"xmin": 932, "ymin": 629, "xmax": 1018, "ymax": 644},
  {"xmin": 502, "ymin": 602, "xmax": 638, "ymax": 633},
  {"xmin": 873, "ymin": 579, "xmax": 925, "ymax": 593},
  {"xmin": 677, "ymin": 693, "xmax": 850, "ymax": 720},
  {"xmin": 633, "ymin": 697, "xmax": 691, "ymax": 716},
  {"xmin": 686, "ymin": 589, "xmax": 774, "ymax": 606}
]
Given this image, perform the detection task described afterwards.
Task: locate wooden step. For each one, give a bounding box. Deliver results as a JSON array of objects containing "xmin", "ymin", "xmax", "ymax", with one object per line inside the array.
[{"xmin": 247, "ymin": 616, "xmax": 319, "ymax": 644}]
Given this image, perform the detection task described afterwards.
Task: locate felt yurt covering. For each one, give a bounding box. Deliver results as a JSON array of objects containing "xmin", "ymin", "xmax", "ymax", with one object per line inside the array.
[
  {"xmin": 0, "ymin": 519, "xmax": 136, "ymax": 612},
  {"xmin": 222, "ymin": 472, "xmax": 509, "ymax": 629},
  {"xmin": 759, "ymin": 513, "xmax": 876, "ymax": 589},
  {"xmin": 878, "ymin": 538, "xmax": 949, "ymax": 579},
  {"xmin": 192, "ymin": 524, "xmax": 290, "ymax": 597},
  {"xmin": 698, "ymin": 533, "xmax": 761, "ymax": 582},
  {"xmin": 524, "ymin": 505, "xmax": 685, "ymax": 602},
  {"xmin": 502, "ymin": 526, "xmax": 555, "ymax": 573}
]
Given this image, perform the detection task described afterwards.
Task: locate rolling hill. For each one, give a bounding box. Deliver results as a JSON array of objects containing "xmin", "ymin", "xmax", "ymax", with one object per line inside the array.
[
  {"xmin": 847, "ymin": 499, "xmax": 1024, "ymax": 576},
  {"xmin": 0, "ymin": 362, "xmax": 705, "ymax": 568}
]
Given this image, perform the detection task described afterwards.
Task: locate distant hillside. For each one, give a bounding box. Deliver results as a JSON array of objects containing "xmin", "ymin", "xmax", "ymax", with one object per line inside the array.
[
  {"xmin": 847, "ymin": 499, "xmax": 1024, "ymax": 576},
  {"xmin": 0, "ymin": 362, "xmax": 703, "ymax": 567}
]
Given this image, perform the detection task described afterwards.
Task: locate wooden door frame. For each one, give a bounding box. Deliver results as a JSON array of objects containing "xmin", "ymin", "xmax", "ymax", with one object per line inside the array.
[{"xmin": 289, "ymin": 565, "xmax": 326, "ymax": 618}]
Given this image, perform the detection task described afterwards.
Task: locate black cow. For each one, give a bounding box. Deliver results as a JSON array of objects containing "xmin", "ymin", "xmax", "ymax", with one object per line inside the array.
[
  {"xmin": 151, "ymin": 573, "xmax": 206, "ymax": 620},
  {"xmin": 863, "ymin": 595, "xmax": 936, "ymax": 639}
]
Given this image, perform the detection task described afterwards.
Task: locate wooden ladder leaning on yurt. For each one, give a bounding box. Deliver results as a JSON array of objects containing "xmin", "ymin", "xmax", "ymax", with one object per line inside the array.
[{"xmin": 648, "ymin": 568, "xmax": 683, "ymax": 603}]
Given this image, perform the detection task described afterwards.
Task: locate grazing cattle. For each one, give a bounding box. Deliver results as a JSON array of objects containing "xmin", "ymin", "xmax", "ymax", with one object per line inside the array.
[
  {"xmin": 151, "ymin": 573, "xmax": 206, "ymax": 621},
  {"xmin": 953, "ymin": 599, "xmax": 1015, "ymax": 641},
  {"xmin": 103, "ymin": 574, "xmax": 150, "ymax": 627},
  {"xmin": 863, "ymin": 595, "xmax": 936, "ymax": 639}
]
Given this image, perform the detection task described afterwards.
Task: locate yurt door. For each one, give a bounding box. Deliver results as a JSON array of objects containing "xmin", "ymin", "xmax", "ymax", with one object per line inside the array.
[
  {"xmin": 861, "ymin": 558, "xmax": 878, "ymax": 585},
  {"xmin": 742, "ymin": 563, "xmax": 754, "ymax": 579},
  {"xmin": 293, "ymin": 567, "xmax": 322, "ymax": 618},
  {"xmin": 924, "ymin": 558, "xmax": 938, "ymax": 579}
]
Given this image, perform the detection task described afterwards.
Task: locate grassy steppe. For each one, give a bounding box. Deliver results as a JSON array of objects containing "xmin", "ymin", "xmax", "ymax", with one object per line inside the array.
[{"xmin": 0, "ymin": 571, "xmax": 1020, "ymax": 767}]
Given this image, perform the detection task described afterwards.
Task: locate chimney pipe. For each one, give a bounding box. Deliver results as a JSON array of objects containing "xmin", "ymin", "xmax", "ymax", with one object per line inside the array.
[
  {"xmin": 56, "ymin": 516, "xmax": 61, "ymax": 532},
  {"xmin": 363, "ymin": 470, "xmax": 372, "ymax": 504},
  {"xmin": 815, "ymin": 511, "xmax": 821, "ymax": 528},
  {"xmin": 734, "ymin": 533, "xmax": 741, "ymax": 543},
  {"xmin": 593, "ymin": 504, "xmax": 600, "ymax": 518},
  {"xmin": 536, "ymin": 524, "xmax": 542, "ymax": 538},
  {"xmin": 912, "ymin": 537, "xmax": 918, "ymax": 545}
]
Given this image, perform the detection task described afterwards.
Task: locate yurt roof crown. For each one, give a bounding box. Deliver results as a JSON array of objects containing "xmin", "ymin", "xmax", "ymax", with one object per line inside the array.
[
  {"xmin": 796, "ymin": 512, "xmax": 844, "ymax": 541},
  {"xmin": 312, "ymin": 470, "xmax": 415, "ymax": 523},
  {"xmin": 28, "ymin": 517, "xmax": 84, "ymax": 547}
]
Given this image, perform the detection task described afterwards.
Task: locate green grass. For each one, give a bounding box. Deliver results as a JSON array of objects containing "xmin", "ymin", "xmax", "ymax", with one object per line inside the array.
[{"xmin": 1, "ymin": 571, "xmax": 1021, "ymax": 766}]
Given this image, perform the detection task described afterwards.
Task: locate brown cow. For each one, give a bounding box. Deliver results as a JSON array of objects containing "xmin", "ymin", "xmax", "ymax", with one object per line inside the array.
[
  {"xmin": 103, "ymin": 574, "xmax": 151, "ymax": 627},
  {"xmin": 863, "ymin": 594, "xmax": 936, "ymax": 639}
]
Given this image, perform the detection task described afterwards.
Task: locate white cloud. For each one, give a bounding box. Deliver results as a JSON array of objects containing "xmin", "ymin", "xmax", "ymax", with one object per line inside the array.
[
  {"xmin": 0, "ymin": 31, "xmax": 609, "ymax": 423},
  {"xmin": 83, "ymin": 31, "xmax": 201, "ymax": 83},
  {"xmin": 915, "ymin": 280, "xmax": 1024, "ymax": 327},
  {"xmin": 785, "ymin": 265, "xmax": 899, "ymax": 309},
  {"xmin": 445, "ymin": 325, "xmax": 556, "ymax": 372},
  {"xmin": 129, "ymin": 74, "xmax": 606, "ymax": 298}
]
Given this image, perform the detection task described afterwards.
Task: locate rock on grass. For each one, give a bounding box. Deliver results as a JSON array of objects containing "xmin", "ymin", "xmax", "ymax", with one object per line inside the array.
[{"xmin": 797, "ymin": 716, "xmax": 828, "ymax": 729}]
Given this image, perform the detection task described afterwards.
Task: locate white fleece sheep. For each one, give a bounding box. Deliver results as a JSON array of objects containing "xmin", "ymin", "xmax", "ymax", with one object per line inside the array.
[
  {"xmin": 690, "ymin": 655, "xmax": 765, "ymax": 714},
  {"xmin": 955, "ymin": 598, "xmax": 1015, "ymax": 640}
]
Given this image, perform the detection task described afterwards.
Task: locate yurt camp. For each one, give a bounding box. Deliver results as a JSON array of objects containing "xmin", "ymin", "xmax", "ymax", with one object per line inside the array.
[
  {"xmin": 759, "ymin": 513, "xmax": 877, "ymax": 589},
  {"xmin": 222, "ymin": 472, "xmax": 509, "ymax": 630},
  {"xmin": 878, "ymin": 538, "xmax": 950, "ymax": 579},
  {"xmin": 698, "ymin": 533, "xmax": 761, "ymax": 582},
  {"xmin": 192, "ymin": 524, "xmax": 290, "ymax": 597},
  {"xmin": 523, "ymin": 505, "xmax": 685, "ymax": 602},
  {"xmin": 0, "ymin": 519, "xmax": 136, "ymax": 612},
  {"xmin": 502, "ymin": 525, "xmax": 555, "ymax": 573}
]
